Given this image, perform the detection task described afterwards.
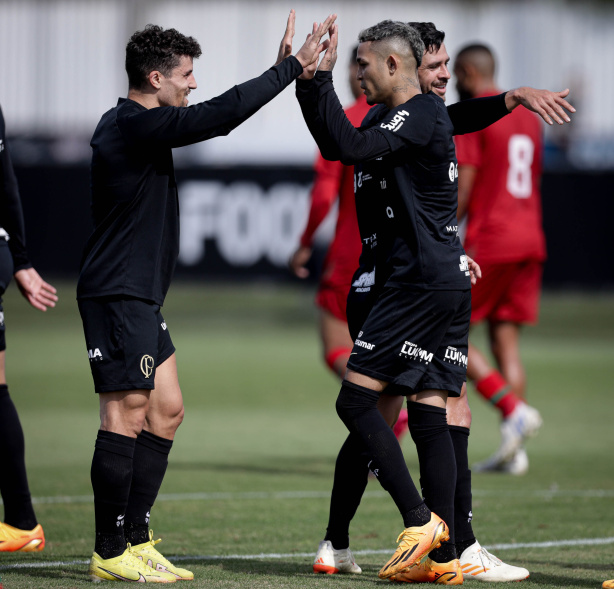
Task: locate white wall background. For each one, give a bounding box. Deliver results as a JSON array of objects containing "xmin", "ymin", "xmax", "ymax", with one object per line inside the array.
[{"xmin": 0, "ymin": 0, "xmax": 611, "ymax": 165}]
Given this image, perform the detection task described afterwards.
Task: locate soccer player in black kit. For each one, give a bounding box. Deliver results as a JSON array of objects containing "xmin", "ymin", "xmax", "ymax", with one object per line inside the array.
[
  {"xmin": 78, "ymin": 13, "xmax": 336, "ymax": 583},
  {"xmin": 0, "ymin": 104, "xmax": 57, "ymax": 553},
  {"xmin": 296, "ymin": 20, "xmax": 574, "ymax": 582}
]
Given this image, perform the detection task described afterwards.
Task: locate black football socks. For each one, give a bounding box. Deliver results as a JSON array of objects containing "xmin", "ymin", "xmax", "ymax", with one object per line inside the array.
[
  {"xmin": 407, "ymin": 401, "xmax": 457, "ymax": 563},
  {"xmin": 0, "ymin": 384, "xmax": 37, "ymax": 530},
  {"xmin": 336, "ymin": 381, "xmax": 428, "ymax": 528},
  {"xmin": 91, "ymin": 430, "xmax": 135, "ymax": 559},
  {"xmin": 324, "ymin": 432, "xmax": 370, "ymax": 549},
  {"xmin": 125, "ymin": 430, "xmax": 173, "ymax": 546},
  {"xmin": 449, "ymin": 425, "xmax": 476, "ymax": 555}
]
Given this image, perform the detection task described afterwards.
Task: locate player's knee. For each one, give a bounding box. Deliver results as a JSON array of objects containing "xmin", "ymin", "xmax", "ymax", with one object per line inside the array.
[
  {"xmin": 447, "ymin": 395, "xmax": 472, "ymax": 428},
  {"xmin": 336, "ymin": 380, "xmax": 379, "ymax": 426}
]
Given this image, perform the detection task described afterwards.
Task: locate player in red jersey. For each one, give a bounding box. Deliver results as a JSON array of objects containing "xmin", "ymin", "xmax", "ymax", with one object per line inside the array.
[
  {"xmin": 290, "ymin": 46, "xmax": 409, "ymax": 439},
  {"xmin": 454, "ymin": 44, "xmax": 545, "ymax": 474}
]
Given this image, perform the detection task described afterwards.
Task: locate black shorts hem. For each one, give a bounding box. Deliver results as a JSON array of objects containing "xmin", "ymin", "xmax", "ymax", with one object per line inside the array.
[
  {"xmin": 94, "ymin": 382, "xmax": 155, "ymax": 394},
  {"xmin": 158, "ymin": 344, "xmax": 176, "ymax": 367},
  {"xmin": 419, "ymin": 381, "xmax": 463, "ymax": 397},
  {"xmin": 346, "ymin": 362, "xmax": 430, "ymax": 391}
]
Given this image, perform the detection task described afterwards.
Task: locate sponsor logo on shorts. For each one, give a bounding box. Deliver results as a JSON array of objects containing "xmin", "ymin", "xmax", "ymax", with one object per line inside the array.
[
  {"xmin": 161, "ymin": 322, "xmax": 167, "ymax": 330},
  {"xmin": 140, "ymin": 355, "xmax": 154, "ymax": 378},
  {"xmin": 352, "ymin": 269, "xmax": 375, "ymax": 293},
  {"xmin": 88, "ymin": 347, "xmax": 103, "ymax": 361},
  {"xmin": 443, "ymin": 346, "xmax": 467, "ymax": 368},
  {"xmin": 116, "ymin": 514, "xmax": 125, "ymax": 528},
  {"xmin": 399, "ymin": 341, "xmax": 433, "ymax": 364},
  {"xmin": 381, "ymin": 110, "xmax": 409, "ymax": 132},
  {"xmin": 0, "ymin": 311, "xmax": 4, "ymax": 327},
  {"xmin": 446, "ymin": 225, "xmax": 458, "ymax": 234},
  {"xmin": 0, "ymin": 139, "xmax": 4, "ymax": 153},
  {"xmin": 355, "ymin": 331, "xmax": 375, "ymax": 351}
]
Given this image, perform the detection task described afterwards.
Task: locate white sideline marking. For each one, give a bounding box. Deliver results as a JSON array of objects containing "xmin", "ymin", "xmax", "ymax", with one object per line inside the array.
[
  {"xmin": 2, "ymin": 537, "xmax": 614, "ymax": 571},
  {"xmin": 14, "ymin": 487, "xmax": 614, "ymax": 506}
]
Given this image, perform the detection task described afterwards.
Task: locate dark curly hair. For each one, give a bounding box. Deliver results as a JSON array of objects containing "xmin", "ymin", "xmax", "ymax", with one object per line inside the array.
[
  {"xmin": 126, "ymin": 24, "xmax": 202, "ymax": 90},
  {"xmin": 407, "ymin": 22, "xmax": 445, "ymax": 54}
]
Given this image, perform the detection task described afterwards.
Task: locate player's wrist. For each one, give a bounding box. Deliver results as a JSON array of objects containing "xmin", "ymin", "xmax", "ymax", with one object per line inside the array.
[{"xmin": 504, "ymin": 88, "xmax": 523, "ymax": 112}]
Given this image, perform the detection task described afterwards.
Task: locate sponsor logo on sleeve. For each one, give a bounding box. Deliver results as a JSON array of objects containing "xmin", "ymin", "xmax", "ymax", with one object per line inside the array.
[{"xmin": 381, "ymin": 110, "xmax": 409, "ymax": 132}]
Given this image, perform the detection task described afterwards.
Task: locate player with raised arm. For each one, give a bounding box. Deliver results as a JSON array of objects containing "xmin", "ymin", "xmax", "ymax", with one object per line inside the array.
[
  {"xmin": 0, "ymin": 104, "xmax": 58, "ymax": 553},
  {"xmin": 454, "ymin": 43, "xmax": 544, "ymax": 475},
  {"xmin": 289, "ymin": 47, "xmax": 410, "ymax": 443},
  {"xmin": 296, "ymin": 19, "xmax": 573, "ymax": 583},
  {"xmin": 78, "ymin": 12, "xmax": 336, "ymax": 583}
]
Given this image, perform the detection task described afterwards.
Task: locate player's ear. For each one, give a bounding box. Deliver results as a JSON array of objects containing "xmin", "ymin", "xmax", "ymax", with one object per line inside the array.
[
  {"xmin": 387, "ymin": 55, "xmax": 399, "ymax": 75},
  {"xmin": 148, "ymin": 70, "xmax": 163, "ymax": 90}
]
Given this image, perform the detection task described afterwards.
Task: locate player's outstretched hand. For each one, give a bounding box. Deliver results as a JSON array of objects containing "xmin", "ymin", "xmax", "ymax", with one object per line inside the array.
[
  {"xmin": 506, "ymin": 87, "xmax": 575, "ymax": 125},
  {"xmin": 14, "ymin": 267, "xmax": 58, "ymax": 312},
  {"xmin": 466, "ymin": 255, "xmax": 482, "ymax": 286},
  {"xmin": 317, "ymin": 23, "xmax": 338, "ymax": 72},
  {"xmin": 295, "ymin": 13, "xmax": 337, "ymax": 69},
  {"xmin": 275, "ymin": 9, "xmax": 296, "ymax": 66},
  {"xmin": 289, "ymin": 245, "xmax": 312, "ymax": 279}
]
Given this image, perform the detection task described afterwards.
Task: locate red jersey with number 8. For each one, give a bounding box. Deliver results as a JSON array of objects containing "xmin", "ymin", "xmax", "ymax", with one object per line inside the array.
[{"xmin": 455, "ymin": 90, "xmax": 546, "ymax": 263}]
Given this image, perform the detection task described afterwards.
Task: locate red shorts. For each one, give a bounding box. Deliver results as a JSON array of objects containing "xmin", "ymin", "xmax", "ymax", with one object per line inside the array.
[
  {"xmin": 470, "ymin": 260, "xmax": 543, "ymax": 325},
  {"xmin": 316, "ymin": 283, "xmax": 349, "ymax": 323}
]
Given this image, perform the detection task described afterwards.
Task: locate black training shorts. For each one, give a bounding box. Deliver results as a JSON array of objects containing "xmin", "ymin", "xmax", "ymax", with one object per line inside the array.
[
  {"xmin": 78, "ymin": 296, "xmax": 175, "ymax": 393},
  {"xmin": 346, "ymin": 287, "xmax": 471, "ymax": 396}
]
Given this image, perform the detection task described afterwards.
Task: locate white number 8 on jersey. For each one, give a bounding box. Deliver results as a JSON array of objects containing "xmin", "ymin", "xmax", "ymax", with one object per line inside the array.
[{"xmin": 507, "ymin": 134, "xmax": 534, "ymax": 198}]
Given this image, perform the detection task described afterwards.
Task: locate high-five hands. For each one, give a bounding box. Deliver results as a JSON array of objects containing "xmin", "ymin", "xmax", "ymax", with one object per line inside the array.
[
  {"xmin": 275, "ymin": 10, "xmax": 336, "ymax": 70},
  {"xmin": 316, "ymin": 23, "xmax": 338, "ymax": 72},
  {"xmin": 299, "ymin": 21, "xmax": 338, "ymax": 80}
]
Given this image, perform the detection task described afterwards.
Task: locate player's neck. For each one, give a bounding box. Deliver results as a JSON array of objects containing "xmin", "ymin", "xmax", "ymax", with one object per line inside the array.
[
  {"xmin": 127, "ymin": 89, "xmax": 162, "ymax": 110},
  {"xmin": 385, "ymin": 74, "xmax": 421, "ymax": 109}
]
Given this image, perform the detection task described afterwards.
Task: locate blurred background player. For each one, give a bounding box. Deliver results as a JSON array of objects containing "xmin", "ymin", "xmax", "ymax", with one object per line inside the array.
[
  {"xmin": 454, "ymin": 44, "xmax": 545, "ymax": 475},
  {"xmin": 289, "ymin": 46, "xmax": 408, "ymax": 441},
  {"xmin": 0, "ymin": 104, "xmax": 58, "ymax": 552}
]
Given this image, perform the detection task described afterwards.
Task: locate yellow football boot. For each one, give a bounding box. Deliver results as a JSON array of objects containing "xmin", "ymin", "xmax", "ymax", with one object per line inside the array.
[
  {"xmin": 132, "ymin": 530, "xmax": 194, "ymax": 581},
  {"xmin": 89, "ymin": 545, "xmax": 177, "ymax": 583}
]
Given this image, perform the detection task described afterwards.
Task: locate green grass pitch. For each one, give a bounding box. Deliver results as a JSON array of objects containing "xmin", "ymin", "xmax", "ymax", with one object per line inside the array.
[{"xmin": 0, "ymin": 282, "xmax": 613, "ymax": 587}]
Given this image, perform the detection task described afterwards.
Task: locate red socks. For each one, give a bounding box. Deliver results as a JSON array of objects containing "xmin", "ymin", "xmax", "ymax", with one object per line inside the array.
[{"xmin": 475, "ymin": 371, "xmax": 519, "ymax": 418}]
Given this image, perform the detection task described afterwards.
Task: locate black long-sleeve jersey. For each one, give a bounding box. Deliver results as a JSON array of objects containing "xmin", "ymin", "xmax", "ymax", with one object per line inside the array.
[
  {"xmin": 0, "ymin": 105, "xmax": 31, "ymax": 272},
  {"xmin": 296, "ymin": 72, "xmax": 510, "ymax": 293},
  {"xmin": 78, "ymin": 56, "xmax": 304, "ymax": 305}
]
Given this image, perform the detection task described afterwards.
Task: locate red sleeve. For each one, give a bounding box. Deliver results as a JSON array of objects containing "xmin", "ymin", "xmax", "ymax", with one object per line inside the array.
[
  {"xmin": 455, "ymin": 131, "xmax": 482, "ymax": 168},
  {"xmin": 299, "ymin": 152, "xmax": 343, "ymax": 247}
]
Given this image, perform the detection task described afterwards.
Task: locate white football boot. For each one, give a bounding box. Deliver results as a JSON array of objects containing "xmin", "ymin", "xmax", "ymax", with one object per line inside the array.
[
  {"xmin": 460, "ymin": 540, "xmax": 529, "ymax": 582},
  {"xmin": 474, "ymin": 402, "xmax": 542, "ymax": 473},
  {"xmin": 313, "ymin": 540, "xmax": 362, "ymax": 574}
]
